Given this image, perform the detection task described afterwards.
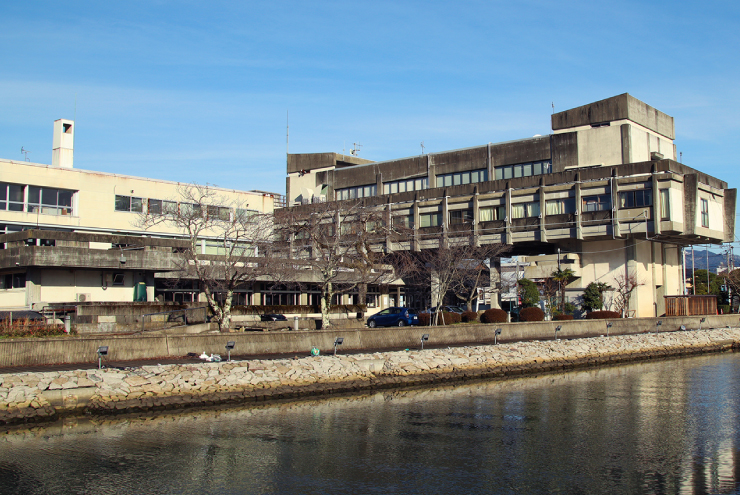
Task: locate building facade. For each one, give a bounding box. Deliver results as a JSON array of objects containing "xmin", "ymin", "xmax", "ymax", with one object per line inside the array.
[
  {"xmin": 286, "ymin": 94, "xmax": 736, "ymax": 317},
  {"xmin": 0, "ymin": 119, "xmax": 279, "ymax": 309}
]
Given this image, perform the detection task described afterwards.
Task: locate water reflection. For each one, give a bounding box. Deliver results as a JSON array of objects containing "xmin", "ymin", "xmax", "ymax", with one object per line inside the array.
[{"xmin": 2, "ymin": 353, "xmax": 740, "ymax": 494}]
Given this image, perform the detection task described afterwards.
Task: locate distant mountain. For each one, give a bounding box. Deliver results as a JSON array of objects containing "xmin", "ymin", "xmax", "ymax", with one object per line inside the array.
[{"xmin": 684, "ymin": 248, "xmax": 739, "ymax": 274}]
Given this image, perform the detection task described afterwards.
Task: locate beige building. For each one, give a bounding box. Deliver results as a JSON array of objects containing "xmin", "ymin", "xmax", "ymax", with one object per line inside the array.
[
  {"xmin": 0, "ymin": 119, "xmax": 278, "ymax": 309},
  {"xmin": 285, "ymin": 94, "xmax": 736, "ymax": 317}
]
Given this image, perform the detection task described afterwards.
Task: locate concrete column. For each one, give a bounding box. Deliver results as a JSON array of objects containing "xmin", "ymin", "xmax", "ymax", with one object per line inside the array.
[
  {"xmin": 620, "ymin": 124, "xmax": 632, "ymax": 164},
  {"xmin": 442, "ymin": 194, "xmax": 449, "ymax": 249},
  {"xmin": 146, "ymin": 272, "xmax": 155, "ymax": 302},
  {"xmin": 385, "ymin": 201, "xmax": 392, "ymax": 253},
  {"xmin": 376, "ymin": 173, "xmax": 383, "ymax": 197},
  {"xmin": 575, "ymin": 173, "xmax": 583, "ymax": 240},
  {"xmin": 683, "ymin": 174, "xmax": 698, "ymax": 236},
  {"xmin": 651, "ymin": 170, "xmax": 661, "ymax": 236},
  {"xmin": 428, "ymin": 155, "xmax": 436, "ymax": 190},
  {"xmin": 505, "ymin": 185, "xmax": 512, "ymax": 245},
  {"xmin": 25, "ymin": 268, "xmax": 41, "ymax": 308},
  {"xmin": 396, "ymin": 286, "xmax": 402, "ymax": 307},
  {"xmin": 611, "ymin": 174, "xmax": 621, "ymax": 238},
  {"xmin": 489, "ymin": 259, "xmax": 502, "ymax": 309},
  {"xmin": 412, "ymin": 198, "xmax": 420, "ymax": 252},
  {"xmin": 539, "ymin": 178, "xmax": 547, "ymax": 243},
  {"xmin": 487, "ymin": 143, "xmax": 494, "ymax": 182},
  {"xmin": 472, "ymin": 186, "xmax": 480, "ymax": 246}
]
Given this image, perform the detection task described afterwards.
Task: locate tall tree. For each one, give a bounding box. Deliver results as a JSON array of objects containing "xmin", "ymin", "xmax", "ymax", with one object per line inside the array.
[
  {"xmin": 139, "ymin": 183, "xmax": 274, "ymax": 332},
  {"xmin": 551, "ymin": 268, "xmax": 575, "ymax": 312}
]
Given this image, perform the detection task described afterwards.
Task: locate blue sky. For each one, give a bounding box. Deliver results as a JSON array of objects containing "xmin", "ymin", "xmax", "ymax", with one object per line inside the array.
[{"xmin": 2, "ymin": 1, "xmax": 739, "ymax": 232}]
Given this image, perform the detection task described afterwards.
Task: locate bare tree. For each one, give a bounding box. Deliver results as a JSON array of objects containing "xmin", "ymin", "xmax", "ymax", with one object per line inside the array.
[
  {"xmin": 612, "ymin": 271, "xmax": 644, "ymax": 317},
  {"xmin": 404, "ymin": 236, "xmax": 508, "ymax": 324},
  {"xmin": 139, "ymin": 183, "xmax": 274, "ymax": 332},
  {"xmin": 273, "ymin": 200, "xmax": 402, "ymax": 328},
  {"xmin": 450, "ymin": 245, "xmax": 510, "ymax": 312}
]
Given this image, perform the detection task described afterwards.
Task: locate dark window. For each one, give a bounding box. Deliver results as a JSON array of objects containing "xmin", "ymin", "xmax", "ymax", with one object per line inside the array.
[
  {"xmin": 619, "ymin": 189, "xmax": 652, "ymax": 209},
  {"xmin": 582, "ymin": 195, "xmax": 611, "ymax": 212}
]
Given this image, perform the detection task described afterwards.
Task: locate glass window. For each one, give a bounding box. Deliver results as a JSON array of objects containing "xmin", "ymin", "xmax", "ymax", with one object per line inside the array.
[
  {"xmin": 444, "ymin": 175, "xmax": 452, "ymax": 187},
  {"xmin": 8, "ymin": 185, "xmax": 24, "ymax": 211},
  {"xmin": 420, "ymin": 213, "xmax": 441, "ymax": 228},
  {"xmin": 149, "ymin": 199, "xmax": 162, "ymax": 215},
  {"xmin": 523, "ymin": 163, "xmax": 533, "ymax": 177},
  {"xmin": 383, "ymin": 184, "xmax": 390, "ymax": 195},
  {"xmin": 503, "ymin": 166, "xmax": 513, "ymax": 180},
  {"xmin": 513, "ymin": 165, "xmax": 523, "ymax": 178},
  {"xmin": 479, "ymin": 207, "xmax": 493, "ymax": 222},
  {"xmin": 131, "ymin": 197, "xmax": 144, "ymax": 212},
  {"xmin": 495, "ymin": 168, "xmax": 503, "ymax": 181},
  {"xmin": 512, "ymin": 204, "xmax": 525, "ymax": 219},
  {"xmin": 390, "ymin": 183, "xmax": 398, "ymax": 194},
  {"xmin": 660, "ymin": 189, "xmax": 670, "ymax": 220},
  {"xmin": 115, "ymin": 195, "xmax": 130, "ymax": 212},
  {"xmin": 526, "ymin": 202, "xmax": 540, "ymax": 217},
  {"xmin": 701, "ymin": 199, "xmax": 709, "ymax": 228}
]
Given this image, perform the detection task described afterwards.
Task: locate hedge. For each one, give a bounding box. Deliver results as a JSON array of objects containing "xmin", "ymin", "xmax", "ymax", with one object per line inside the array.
[
  {"xmin": 480, "ymin": 308, "xmax": 508, "ymax": 324},
  {"xmin": 519, "ymin": 307, "xmax": 545, "ymax": 322},
  {"xmin": 418, "ymin": 312, "xmax": 461, "ymax": 326},
  {"xmin": 585, "ymin": 311, "xmax": 621, "ymax": 319},
  {"xmin": 553, "ymin": 314, "xmax": 574, "ymax": 321},
  {"xmin": 461, "ymin": 310, "xmax": 478, "ymax": 323}
]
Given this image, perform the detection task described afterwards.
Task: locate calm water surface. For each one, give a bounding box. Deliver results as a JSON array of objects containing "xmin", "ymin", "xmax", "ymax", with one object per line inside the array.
[{"xmin": 2, "ymin": 352, "xmax": 740, "ymax": 494}]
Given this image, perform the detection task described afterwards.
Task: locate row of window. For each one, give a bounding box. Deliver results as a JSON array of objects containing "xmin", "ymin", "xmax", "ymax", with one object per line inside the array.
[
  {"xmin": 403, "ymin": 189, "xmax": 668, "ymax": 226},
  {"xmin": 384, "ymin": 177, "xmax": 428, "ymax": 195},
  {"xmin": 494, "ymin": 161, "xmax": 551, "ymax": 181},
  {"xmin": 0, "ymin": 183, "xmax": 75, "ymax": 216},
  {"xmin": 335, "ymin": 184, "xmax": 377, "ymax": 201},
  {"xmin": 115, "ymin": 195, "xmax": 256, "ymax": 222},
  {"xmin": 436, "ymin": 169, "xmax": 488, "ymax": 188}
]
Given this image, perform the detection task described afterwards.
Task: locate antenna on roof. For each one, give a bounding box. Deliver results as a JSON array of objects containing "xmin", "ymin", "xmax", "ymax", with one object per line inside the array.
[
  {"xmin": 420, "ymin": 141, "xmax": 426, "ymax": 155},
  {"xmin": 20, "ymin": 147, "xmax": 30, "ymax": 161},
  {"xmin": 350, "ymin": 142, "xmax": 362, "ymax": 156},
  {"xmin": 551, "ymin": 102, "xmax": 554, "ymax": 114}
]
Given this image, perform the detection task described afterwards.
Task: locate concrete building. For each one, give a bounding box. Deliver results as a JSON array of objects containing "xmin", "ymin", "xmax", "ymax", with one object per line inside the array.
[
  {"xmin": 0, "ymin": 119, "xmax": 279, "ymax": 310},
  {"xmin": 286, "ymin": 94, "xmax": 736, "ymax": 317}
]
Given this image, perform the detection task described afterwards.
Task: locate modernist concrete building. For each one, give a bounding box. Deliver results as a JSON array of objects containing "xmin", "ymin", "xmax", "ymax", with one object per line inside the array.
[
  {"xmin": 0, "ymin": 119, "xmax": 279, "ymax": 310},
  {"xmin": 286, "ymin": 94, "xmax": 736, "ymax": 317}
]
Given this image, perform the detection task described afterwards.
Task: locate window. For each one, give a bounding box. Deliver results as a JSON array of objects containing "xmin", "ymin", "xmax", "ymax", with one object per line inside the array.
[
  {"xmin": 582, "ymin": 195, "xmax": 611, "ymax": 212},
  {"xmin": 393, "ymin": 215, "xmax": 414, "ymax": 229},
  {"xmin": 436, "ymin": 169, "xmax": 487, "ymax": 188},
  {"xmin": 112, "ymin": 273, "xmax": 125, "ymax": 286},
  {"xmin": 619, "ymin": 189, "xmax": 652, "ymax": 208},
  {"xmin": 449, "ymin": 209, "xmax": 473, "ymax": 225},
  {"xmin": 546, "ymin": 198, "xmax": 576, "ymax": 215},
  {"xmin": 0, "ymin": 183, "xmax": 26, "ymax": 212},
  {"xmin": 207, "ymin": 205, "xmax": 231, "ymax": 221},
  {"xmin": 495, "ymin": 161, "xmax": 551, "ymax": 181},
  {"xmin": 701, "ymin": 198, "xmax": 709, "ymax": 228},
  {"xmin": 479, "ymin": 206, "xmax": 506, "ymax": 222},
  {"xmin": 1, "ymin": 273, "xmax": 25, "ymax": 289},
  {"xmin": 115, "ymin": 195, "xmax": 144, "ymax": 212},
  {"xmin": 337, "ymin": 184, "xmax": 377, "ymax": 200},
  {"xmin": 511, "ymin": 202, "xmax": 540, "ymax": 219},
  {"xmin": 420, "ymin": 213, "xmax": 442, "ymax": 228},
  {"xmin": 659, "ymin": 189, "xmax": 670, "ymax": 220}
]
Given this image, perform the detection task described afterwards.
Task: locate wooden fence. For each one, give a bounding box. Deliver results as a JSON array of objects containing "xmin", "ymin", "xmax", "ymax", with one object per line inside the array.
[{"xmin": 664, "ymin": 295, "xmax": 717, "ymax": 316}]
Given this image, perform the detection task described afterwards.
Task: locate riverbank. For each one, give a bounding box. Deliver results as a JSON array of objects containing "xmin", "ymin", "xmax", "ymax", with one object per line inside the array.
[{"xmin": 2, "ymin": 327, "xmax": 739, "ymax": 426}]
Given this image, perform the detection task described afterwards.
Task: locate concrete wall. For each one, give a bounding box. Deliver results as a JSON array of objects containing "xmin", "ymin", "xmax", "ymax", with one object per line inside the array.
[{"xmin": 2, "ymin": 315, "xmax": 738, "ymax": 368}]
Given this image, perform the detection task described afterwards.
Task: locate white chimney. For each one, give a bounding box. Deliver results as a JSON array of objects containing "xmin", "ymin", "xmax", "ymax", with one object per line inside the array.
[{"xmin": 52, "ymin": 119, "xmax": 74, "ymax": 168}]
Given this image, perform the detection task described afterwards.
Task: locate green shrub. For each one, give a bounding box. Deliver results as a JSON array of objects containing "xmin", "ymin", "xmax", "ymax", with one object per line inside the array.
[
  {"xmin": 519, "ymin": 307, "xmax": 545, "ymax": 321},
  {"xmin": 718, "ymin": 304, "xmax": 731, "ymax": 314},
  {"xmin": 585, "ymin": 311, "xmax": 621, "ymax": 319},
  {"xmin": 481, "ymin": 308, "xmax": 508, "ymax": 323},
  {"xmin": 553, "ymin": 314, "xmax": 574, "ymax": 321},
  {"xmin": 461, "ymin": 310, "xmax": 478, "ymax": 323},
  {"xmin": 518, "ymin": 278, "xmax": 540, "ymax": 308}
]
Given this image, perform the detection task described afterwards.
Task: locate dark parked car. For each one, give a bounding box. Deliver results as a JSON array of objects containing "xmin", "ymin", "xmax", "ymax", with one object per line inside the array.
[
  {"xmin": 260, "ymin": 314, "xmax": 287, "ymax": 321},
  {"xmin": 366, "ymin": 307, "xmax": 419, "ymax": 328}
]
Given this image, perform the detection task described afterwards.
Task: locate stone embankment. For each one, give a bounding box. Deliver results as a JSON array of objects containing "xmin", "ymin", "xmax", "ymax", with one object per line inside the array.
[{"xmin": 2, "ymin": 327, "xmax": 739, "ymax": 426}]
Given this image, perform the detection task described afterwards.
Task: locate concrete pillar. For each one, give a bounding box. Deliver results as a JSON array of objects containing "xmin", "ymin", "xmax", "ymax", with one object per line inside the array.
[
  {"xmin": 442, "ymin": 194, "xmax": 449, "ymax": 249},
  {"xmin": 538, "ymin": 178, "xmax": 547, "ymax": 243},
  {"xmin": 575, "ymin": 173, "xmax": 583, "ymax": 240},
  {"xmin": 489, "ymin": 259, "xmax": 502, "ymax": 309},
  {"xmin": 472, "ymin": 186, "xmax": 480, "ymax": 246},
  {"xmin": 412, "ymin": 198, "xmax": 421, "ymax": 251},
  {"xmin": 145, "ymin": 272, "xmax": 155, "ymax": 303},
  {"xmin": 25, "ymin": 268, "xmax": 41, "ymax": 308},
  {"xmin": 651, "ymin": 170, "xmax": 661, "ymax": 236},
  {"xmin": 505, "ymin": 186, "xmax": 512, "ymax": 245},
  {"xmin": 611, "ymin": 174, "xmax": 621, "ymax": 238}
]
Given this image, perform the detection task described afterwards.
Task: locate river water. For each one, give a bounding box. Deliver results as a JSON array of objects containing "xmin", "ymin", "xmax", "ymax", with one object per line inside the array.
[{"xmin": 2, "ymin": 352, "xmax": 740, "ymax": 494}]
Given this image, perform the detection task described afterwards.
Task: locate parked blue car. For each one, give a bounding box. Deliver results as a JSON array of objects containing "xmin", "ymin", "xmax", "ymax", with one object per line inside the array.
[{"xmin": 366, "ymin": 307, "xmax": 419, "ymax": 328}]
